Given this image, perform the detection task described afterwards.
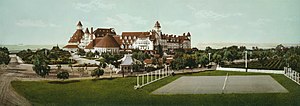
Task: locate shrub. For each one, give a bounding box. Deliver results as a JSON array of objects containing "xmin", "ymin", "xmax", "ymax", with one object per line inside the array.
[
  {"xmin": 91, "ymin": 68, "xmax": 104, "ymax": 78},
  {"xmin": 57, "ymin": 71, "xmax": 69, "ymax": 80}
]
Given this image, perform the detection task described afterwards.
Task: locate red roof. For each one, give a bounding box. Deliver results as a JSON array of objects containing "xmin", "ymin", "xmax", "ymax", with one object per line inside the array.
[
  {"xmin": 113, "ymin": 36, "xmax": 122, "ymax": 45},
  {"xmin": 93, "ymin": 28, "xmax": 116, "ymax": 37},
  {"xmin": 144, "ymin": 59, "xmax": 152, "ymax": 64},
  {"xmin": 122, "ymin": 32, "xmax": 150, "ymax": 37},
  {"xmin": 68, "ymin": 30, "xmax": 84, "ymax": 43},
  {"xmin": 63, "ymin": 45, "xmax": 79, "ymax": 48},
  {"xmin": 95, "ymin": 34, "xmax": 120, "ymax": 48},
  {"xmin": 85, "ymin": 38, "xmax": 102, "ymax": 49}
]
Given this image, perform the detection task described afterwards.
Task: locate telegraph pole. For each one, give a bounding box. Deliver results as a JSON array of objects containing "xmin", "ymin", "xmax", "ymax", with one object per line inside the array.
[
  {"xmin": 245, "ymin": 51, "xmax": 248, "ymax": 72},
  {"xmin": 208, "ymin": 53, "xmax": 211, "ymax": 66}
]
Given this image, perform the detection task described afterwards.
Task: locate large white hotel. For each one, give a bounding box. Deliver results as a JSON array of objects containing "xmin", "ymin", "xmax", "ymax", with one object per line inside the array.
[{"xmin": 64, "ymin": 21, "xmax": 191, "ymax": 54}]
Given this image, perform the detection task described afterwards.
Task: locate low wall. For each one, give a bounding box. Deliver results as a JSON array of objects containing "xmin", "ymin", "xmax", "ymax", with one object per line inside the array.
[{"xmin": 216, "ymin": 67, "xmax": 284, "ymax": 74}]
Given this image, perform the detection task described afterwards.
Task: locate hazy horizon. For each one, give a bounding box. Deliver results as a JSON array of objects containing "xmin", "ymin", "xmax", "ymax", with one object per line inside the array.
[
  {"xmin": 1, "ymin": 0, "xmax": 300, "ymax": 47},
  {"xmin": 2, "ymin": 42, "xmax": 299, "ymax": 51}
]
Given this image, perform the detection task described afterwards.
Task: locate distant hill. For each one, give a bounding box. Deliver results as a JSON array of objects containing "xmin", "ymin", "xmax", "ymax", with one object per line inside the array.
[
  {"xmin": 0, "ymin": 44, "xmax": 65, "ymax": 53},
  {"xmin": 196, "ymin": 43, "xmax": 300, "ymax": 50}
]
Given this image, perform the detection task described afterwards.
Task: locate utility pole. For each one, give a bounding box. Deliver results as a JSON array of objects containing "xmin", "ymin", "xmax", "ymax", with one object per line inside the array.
[
  {"xmin": 208, "ymin": 53, "xmax": 211, "ymax": 66},
  {"xmin": 245, "ymin": 51, "xmax": 248, "ymax": 72}
]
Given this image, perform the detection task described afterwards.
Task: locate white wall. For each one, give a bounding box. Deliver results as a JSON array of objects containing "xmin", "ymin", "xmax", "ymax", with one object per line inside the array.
[{"xmin": 216, "ymin": 66, "xmax": 284, "ymax": 74}]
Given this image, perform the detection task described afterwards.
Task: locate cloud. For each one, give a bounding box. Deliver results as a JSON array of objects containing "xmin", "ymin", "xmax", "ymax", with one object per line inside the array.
[
  {"xmin": 187, "ymin": 5, "xmax": 243, "ymax": 21},
  {"xmin": 248, "ymin": 18, "xmax": 272, "ymax": 26},
  {"xmin": 15, "ymin": 19, "xmax": 60, "ymax": 27},
  {"xmin": 74, "ymin": 0, "xmax": 115, "ymax": 12},
  {"xmin": 104, "ymin": 14, "xmax": 148, "ymax": 33},
  {"xmin": 164, "ymin": 20, "xmax": 191, "ymax": 27}
]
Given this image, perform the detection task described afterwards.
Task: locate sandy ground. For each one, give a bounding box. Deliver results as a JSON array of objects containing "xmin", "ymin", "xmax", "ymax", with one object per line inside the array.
[{"xmin": 0, "ymin": 56, "xmax": 31, "ymax": 106}]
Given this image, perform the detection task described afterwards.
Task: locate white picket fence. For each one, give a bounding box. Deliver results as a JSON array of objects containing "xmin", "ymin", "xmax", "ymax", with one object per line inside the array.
[
  {"xmin": 134, "ymin": 68, "xmax": 171, "ymax": 89},
  {"xmin": 284, "ymin": 67, "xmax": 300, "ymax": 85},
  {"xmin": 216, "ymin": 66, "xmax": 284, "ymax": 74}
]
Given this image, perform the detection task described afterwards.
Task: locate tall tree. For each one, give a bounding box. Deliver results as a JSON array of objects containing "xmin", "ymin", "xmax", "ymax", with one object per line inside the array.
[
  {"xmin": 0, "ymin": 51, "xmax": 10, "ymax": 65},
  {"xmin": 197, "ymin": 55, "xmax": 209, "ymax": 67},
  {"xmin": 157, "ymin": 44, "xmax": 164, "ymax": 57},
  {"xmin": 212, "ymin": 53, "xmax": 222, "ymax": 65},
  {"xmin": 32, "ymin": 55, "xmax": 50, "ymax": 78}
]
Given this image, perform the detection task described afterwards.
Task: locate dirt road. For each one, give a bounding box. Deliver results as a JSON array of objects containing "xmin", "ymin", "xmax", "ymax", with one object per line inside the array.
[{"xmin": 0, "ymin": 55, "xmax": 31, "ymax": 106}]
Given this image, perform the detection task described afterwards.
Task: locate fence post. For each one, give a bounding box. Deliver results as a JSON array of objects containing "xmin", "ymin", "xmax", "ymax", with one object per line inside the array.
[
  {"xmin": 147, "ymin": 73, "xmax": 149, "ymax": 84},
  {"xmin": 150, "ymin": 72, "xmax": 153, "ymax": 82},
  {"xmin": 288, "ymin": 68, "xmax": 291, "ymax": 78},
  {"xmin": 294, "ymin": 71, "xmax": 296, "ymax": 81},
  {"xmin": 159, "ymin": 70, "xmax": 161, "ymax": 79},
  {"xmin": 155, "ymin": 71, "xmax": 157, "ymax": 80},
  {"xmin": 162, "ymin": 69, "xmax": 165, "ymax": 78},
  {"xmin": 137, "ymin": 74, "xmax": 139, "ymax": 87},
  {"xmin": 284, "ymin": 67, "xmax": 286, "ymax": 74},
  {"xmin": 296, "ymin": 73, "xmax": 299, "ymax": 83},
  {"xmin": 142, "ymin": 74, "xmax": 144, "ymax": 85}
]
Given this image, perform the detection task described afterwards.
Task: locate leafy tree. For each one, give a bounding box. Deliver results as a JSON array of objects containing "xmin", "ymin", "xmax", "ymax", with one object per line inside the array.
[
  {"xmin": 132, "ymin": 60, "xmax": 143, "ymax": 72},
  {"xmin": 57, "ymin": 71, "xmax": 69, "ymax": 81},
  {"xmin": 183, "ymin": 54, "xmax": 197, "ymax": 68},
  {"xmin": 98, "ymin": 59, "xmax": 107, "ymax": 68},
  {"xmin": 205, "ymin": 46, "xmax": 213, "ymax": 53},
  {"xmin": 198, "ymin": 55, "xmax": 209, "ymax": 67},
  {"xmin": 212, "ymin": 53, "xmax": 222, "ymax": 65},
  {"xmin": 86, "ymin": 51, "xmax": 95, "ymax": 58},
  {"xmin": 94, "ymin": 51, "xmax": 100, "ymax": 57},
  {"xmin": 170, "ymin": 57, "xmax": 186, "ymax": 70},
  {"xmin": 288, "ymin": 54, "xmax": 300, "ymax": 72},
  {"xmin": 223, "ymin": 50, "xmax": 234, "ymax": 63},
  {"xmin": 0, "ymin": 51, "xmax": 10, "ymax": 65},
  {"xmin": 77, "ymin": 48, "xmax": 86, "ymax": 56},
  {"xmin": 0, "ymin": 47, "xmax": 9, "ymax": 54},
  {"xmin": 157, "ymin": 44, "xmax": 164, "ymax": 57},
  {"xmin": 132, "ymin": 51, "xmax": 150, "ymax": 61},
  {"xmin": 91, "ymin": 68, "xmax": 104, "ymax": 78},
  {"xmin": 32, "ymin": 55, "xmax": 50, "ymax": 78}
]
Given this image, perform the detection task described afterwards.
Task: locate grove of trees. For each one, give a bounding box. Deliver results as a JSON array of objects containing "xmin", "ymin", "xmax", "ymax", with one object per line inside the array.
[{"xmin": 17, "ymin": 46, "xmax": 73, "ymax": 64}]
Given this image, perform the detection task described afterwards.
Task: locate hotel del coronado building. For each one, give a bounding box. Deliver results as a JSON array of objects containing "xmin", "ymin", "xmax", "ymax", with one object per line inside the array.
[{"xmin": 64, "ymin": 21, "xmax": 191, "ymax": 54}]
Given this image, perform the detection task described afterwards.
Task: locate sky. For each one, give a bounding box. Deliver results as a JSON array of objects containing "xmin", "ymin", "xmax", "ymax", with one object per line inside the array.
[{"xmin": 0, "ymin": 0, "xmax": 300, "ymax": 48}]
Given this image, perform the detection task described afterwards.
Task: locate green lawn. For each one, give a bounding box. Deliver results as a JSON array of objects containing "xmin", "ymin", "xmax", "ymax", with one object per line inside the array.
[{"xmin": 12, "ymin": 71, "xmax": 300, "ymax": 106}]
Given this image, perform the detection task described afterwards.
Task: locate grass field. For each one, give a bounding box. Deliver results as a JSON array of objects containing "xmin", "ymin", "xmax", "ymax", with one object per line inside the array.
[{"xmin": 12, "ymin": 71, "xmax": 300, "ymax": 106}]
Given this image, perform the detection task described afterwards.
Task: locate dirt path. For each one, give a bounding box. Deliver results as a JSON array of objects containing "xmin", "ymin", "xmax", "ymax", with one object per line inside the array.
[
  {"xmin": 0, "ymin": 72, "xmax": 31, "ymax": 106},
  {"xmin": 0, "ymin": 55, "xmax": 31, "ymax": 106}
]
